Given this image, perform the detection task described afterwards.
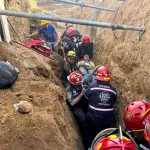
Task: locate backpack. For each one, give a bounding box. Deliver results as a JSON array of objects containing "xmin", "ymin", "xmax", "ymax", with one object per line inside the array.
[{"xmin": 0, "ymin": 61, "xmax": 18, "ymax": 89}]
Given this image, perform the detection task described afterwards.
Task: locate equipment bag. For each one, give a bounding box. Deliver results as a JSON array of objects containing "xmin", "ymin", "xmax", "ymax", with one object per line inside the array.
[{"xmin": 0, "ymin": 61, "xmax": 18, "ymax": 89}]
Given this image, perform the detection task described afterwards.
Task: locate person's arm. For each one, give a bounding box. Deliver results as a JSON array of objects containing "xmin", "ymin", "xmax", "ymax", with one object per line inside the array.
[
  {"xmin": 83, "ymin": 86, "xmax": 91, "ymax": 99},
  {"xmin": 26, "ymin": 31, "xmax": 38, "ymax": 38},
  {"xmin": 71, "ymin": 90, "xmax": 84, "ymax": 106},
  {"xmin": 60, "ymin": 30, "xmax": 66, "ymax": 39}
]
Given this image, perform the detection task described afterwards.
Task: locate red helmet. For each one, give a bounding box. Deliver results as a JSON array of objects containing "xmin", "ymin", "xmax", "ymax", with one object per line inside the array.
[
  {"xmin": 67, "ymin": 72, "xmax": 82, "ymax": 85},
  {"xmin": 66, "ymin": 27, "xmax": 75, "ymax": 37},
  {"xmin": 123, "ymin": 100, "xmax": 150, "ymax": 132},
  {"xmin": 82, "ymin": 35, "xmax": 90, "ymax": 44},
  {"xmin": 96, "ymin": 66, "xmax": 112, "ymax": 81},
  {"xmin": 144, "ymin": 115, "xmax": 150, "ymax": 144},
  {"xmin": 92, "ymin": 134, "xmax": 136, "ymax": 150}
]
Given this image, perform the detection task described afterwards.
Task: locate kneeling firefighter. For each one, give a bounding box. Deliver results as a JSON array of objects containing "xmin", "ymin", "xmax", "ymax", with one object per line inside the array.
[
  {"xmin": 66, "ymin": 72, "xmax": 88, "ymax": 127},
  {"xmin": 90, "ymin": 126, "xmax": 138, "ymax": 150},
  {"xmin": 82, "ymin": 66, "xmax": 117, "ymax": 149}
]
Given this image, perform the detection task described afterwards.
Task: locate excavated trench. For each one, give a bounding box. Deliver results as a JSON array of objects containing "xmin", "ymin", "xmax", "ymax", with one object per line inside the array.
[{"xmin": 1, "ymin": 0, "xmax": 150, "ymax": 149}]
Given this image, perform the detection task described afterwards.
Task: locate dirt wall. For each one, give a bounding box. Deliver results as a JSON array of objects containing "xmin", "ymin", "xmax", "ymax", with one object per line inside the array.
[
  {"xmin": 91, "ymin": 0, "xmax": 150, "ymax": 123},
  {"xmin": 0, "ymin": 42, "xmax": 83, "ymax": 150}
]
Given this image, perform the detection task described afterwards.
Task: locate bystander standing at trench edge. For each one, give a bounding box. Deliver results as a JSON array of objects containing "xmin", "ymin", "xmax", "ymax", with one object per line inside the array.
[{"xmin": 26, "ymin": 20, "xmax": 59, "ymax": 52}]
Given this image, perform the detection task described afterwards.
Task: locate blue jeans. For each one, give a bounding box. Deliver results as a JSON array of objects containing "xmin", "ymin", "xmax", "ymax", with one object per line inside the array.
[{"xmin": 46, "ymin": 41, "xmax": 57, "ymax": 52}]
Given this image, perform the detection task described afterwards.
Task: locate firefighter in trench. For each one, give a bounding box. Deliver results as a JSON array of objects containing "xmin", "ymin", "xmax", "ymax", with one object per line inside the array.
[
  {"xmin": 82, "ymin": 66, "xmax": 117, "ymax": 149},
  {"xmin": 90, "ymin": 126, "xmax": 138, "ymax": 150},
  {"xmin": 62, "ymin": 27, "xmax": 77, "ymax": 57},
  {"xmin": 61, "ymin": 23, "xmax": 82, "ymax": 43},
  {"xmin": 62, "ymin": 51, "xmax": 77, "ymax": 88},
  {"xmin": 77, "ymin": 35, "xmax": 94, "ymax": 61},
  {"xmin": 66, "ymin": 71, "xmax": 88, "ymax": 128}
]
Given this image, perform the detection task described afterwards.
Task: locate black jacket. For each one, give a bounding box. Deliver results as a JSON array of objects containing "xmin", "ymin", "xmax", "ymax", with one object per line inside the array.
[
  {"xmin": 62, "ymin": 37, "xmax": 76, "ymax": 56},
  {"xmin": 61, "ymin": 61, "xmax": 77, "ymax": 87},
  {"xmin": 77, "ymin": 42, "xmax": 94, "ymax": 60},
  {"xmin": 84, "ymin": 81, "xmax": 117, "ymax": 124}
]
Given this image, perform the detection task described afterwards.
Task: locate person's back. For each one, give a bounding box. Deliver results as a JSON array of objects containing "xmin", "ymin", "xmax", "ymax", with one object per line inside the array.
[
  {"xmin": 62, "ymin": 36, "xmax": 76, "ymax": 56},
  {"xmin": 83, "ymin": 66, "xmax": 117, "ymax": 149},
  {"xmin": 85, "ymin": 80, "xmax": 116, "ymax": 124}
]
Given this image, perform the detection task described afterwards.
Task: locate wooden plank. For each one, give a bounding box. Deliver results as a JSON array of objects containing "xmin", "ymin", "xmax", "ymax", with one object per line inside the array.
[{"xmin": 0, "ymin": 0, "xmax": 11, "ymax": 43}]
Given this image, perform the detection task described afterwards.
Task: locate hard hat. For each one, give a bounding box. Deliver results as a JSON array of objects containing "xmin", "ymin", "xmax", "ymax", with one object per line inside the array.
[
  {"xmin": 82, "ymin": 35, "xmax": 91, "ymax": 44},
  {"xmin": 92, "ymin": 134, "xmax": 136, "ymax": 150},
  {"xmin": 123, "ymin": 99, "xmax": 150, "ymax": 132},
  {"xmin": 67, "ymin": 72, "xmax": 82, "ymax": 85},
  {"xmin": 66, "ymin": 27, "xmax": 76, "ymax": 37},
  {"xmin": 66, "ymin": 51, "xmax": 76, "ymax": 57},
  {"xmin": 91, "ymin": 126, "xmax": 137, "ymax": 150},
  {"xmin": 40, "ymin": 20, "xmax": 48, "ymax": 25},
  {"xmin": 96, "ymin": 66, "xmax": 112, "ymax": 81}
]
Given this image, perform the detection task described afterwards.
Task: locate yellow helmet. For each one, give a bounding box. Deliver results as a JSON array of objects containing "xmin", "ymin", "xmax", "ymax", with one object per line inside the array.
[
  {"xmin": 66, "ymin": 51, "xmax": 76, "ymax": 57},
  {"xmin": 40, "ymin": 20, "xmax": 48, "ymax": 25}
]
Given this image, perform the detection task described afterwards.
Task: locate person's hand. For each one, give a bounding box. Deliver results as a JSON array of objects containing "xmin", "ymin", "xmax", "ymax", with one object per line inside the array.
[
  {"xmin": 71, "ymin": 97, "xmax": 79, "ymax": 106},
  {"xmin": 25, "ymin": 35, "xmax": 30, "ymax": 38}
]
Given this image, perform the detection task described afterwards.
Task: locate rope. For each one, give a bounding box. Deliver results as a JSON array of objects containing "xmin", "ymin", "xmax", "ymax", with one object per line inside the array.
[{"xmin": 7, "ymin": 19, "xmax": 23, "ymax": 43}]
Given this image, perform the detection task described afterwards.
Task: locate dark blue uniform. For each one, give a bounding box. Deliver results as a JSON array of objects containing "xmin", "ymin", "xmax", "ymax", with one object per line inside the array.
[
  {"xmin": 66, "ymin": 84, "xmax": 88, "ymax": 125},
  {"xmin": 77, "ymin": 42, "xmax": 94, "ymax": 60},
  {"xmin": 83, "ymin": 81, "xmax": 117, "ymax": 149},
  {"xmin": 62, "ymin": 37, "xmax": 76, "ymax": 56}
]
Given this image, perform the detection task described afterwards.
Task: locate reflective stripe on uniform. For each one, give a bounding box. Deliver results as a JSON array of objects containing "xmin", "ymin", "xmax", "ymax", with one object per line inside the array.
[
  {"xmin": 89, "ymin": 105, "xmax": 114, "ymax": 111},
  {"xmin": 90, "ymin": 87, "xmax": 116, "ymax": 95}
]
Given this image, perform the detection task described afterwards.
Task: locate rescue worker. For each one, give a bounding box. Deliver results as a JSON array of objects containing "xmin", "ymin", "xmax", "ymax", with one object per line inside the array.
[
  {"xmin": 82, "ymin": 66, "xmax": 117, "ymax": 149},
  {"xmin": 61, "ymin": 23, "xmax": 82, "ymax": 42},
  {"xmin": 123, "ymin": 99, "xmax": 150, "ymax": 149},
  {"xmin": 66, "ymin": 72, "xmax": 88, "ymax": 127},
  {"xmin": 62, "ymin": 51, "xmax": 77, "ymax": 88},
  {"xmin": 91, "ymin": 126, "xmax": 138, "ymax": 150},
  {"xmin": 77, "ymin": 35, "xmax": 94, "ymax": 61},
  {"xmin": 60, "ymin": 23, "xmax": 73, "ymax": 39},
  {"xmin": 62, "ymin": 27, "xmax": 76, "ymax": 57},
  {"xmin": 26, "ymin": 20, "xmax": 59, "ymax": 52}
]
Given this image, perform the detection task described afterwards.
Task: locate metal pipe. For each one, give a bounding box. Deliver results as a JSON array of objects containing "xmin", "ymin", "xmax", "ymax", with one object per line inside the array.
[
  {"xmin": 54, "ymin": 0, "xmax": 115, "ymax": 12},
  {"xmin": 0, "ymin": 10, "xmax": 146, "ymax": 32}
]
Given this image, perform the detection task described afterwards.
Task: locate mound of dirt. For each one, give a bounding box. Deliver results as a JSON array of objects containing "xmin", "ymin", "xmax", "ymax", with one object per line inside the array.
[{"xmin": 0, "ymin": 42, "xmax": 83, "ymax": 150}]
